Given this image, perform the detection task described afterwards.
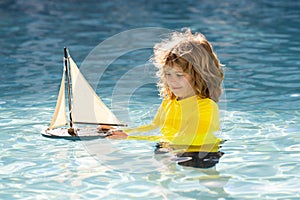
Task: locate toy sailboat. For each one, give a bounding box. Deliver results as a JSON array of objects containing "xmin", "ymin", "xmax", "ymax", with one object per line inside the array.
[{"xmin": 42, "ymin": 48, "xmax": 126, "ymax": 140}]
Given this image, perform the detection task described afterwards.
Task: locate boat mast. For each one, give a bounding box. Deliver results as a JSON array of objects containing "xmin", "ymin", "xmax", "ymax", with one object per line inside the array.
[{"xmin": 64, "ymin": 47, "xmax": 76, "ymax": 135}]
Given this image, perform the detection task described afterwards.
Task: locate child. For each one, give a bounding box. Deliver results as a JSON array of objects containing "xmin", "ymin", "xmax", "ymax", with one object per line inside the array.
[{"xmin": 100, "ymin": 29, "xmax": 224, "ymax": 166}]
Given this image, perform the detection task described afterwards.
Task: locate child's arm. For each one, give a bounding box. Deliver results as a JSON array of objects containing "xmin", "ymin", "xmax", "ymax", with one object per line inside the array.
[
  {"xmin": 107, "ymin": 130, "xmax": 163, "ymax": 141},
  {"xmin": 106, "ymin": 123, "xmax": 160, "ymax": 140},
  {"xmin": 106, "ymin": 103, "xmax": 164, "ymax": 140}
]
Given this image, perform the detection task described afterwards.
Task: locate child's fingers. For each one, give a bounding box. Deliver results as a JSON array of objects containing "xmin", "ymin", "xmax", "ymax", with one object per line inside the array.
[
  {"xmin": 107, "ymin": 130, "xmax": 128, "ymax": 139},
  {"xmin": 97, "ymin": 125, "xmax": 115, "ymax": 131}
]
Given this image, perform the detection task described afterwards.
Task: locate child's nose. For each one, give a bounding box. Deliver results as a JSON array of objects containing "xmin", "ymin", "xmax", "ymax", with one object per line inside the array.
[{"xmin": 169, "ymin": 75, "xmax": 178, "ymax": 82}]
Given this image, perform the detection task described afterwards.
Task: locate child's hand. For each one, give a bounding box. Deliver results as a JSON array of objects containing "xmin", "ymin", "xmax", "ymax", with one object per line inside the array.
[
  {"xmin": 107, "ymin": 130, "xmax": 128, "ymax": 139},
  {"xmin": 97, "ymin": 125, "xmax": 115, "ymax": 132}
]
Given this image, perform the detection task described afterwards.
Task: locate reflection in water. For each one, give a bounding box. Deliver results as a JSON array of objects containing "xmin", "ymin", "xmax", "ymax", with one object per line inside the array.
[
  {"xmin": 155, "ymin": 142, "xmax": 225, "ymax": 168},
  {"xmin": 149, "ymin": 151, "xmax": 230, "ymax": 199},
  {"xmin": 176, "ymin": 151, "xmax": 224, "ymax": 168}
]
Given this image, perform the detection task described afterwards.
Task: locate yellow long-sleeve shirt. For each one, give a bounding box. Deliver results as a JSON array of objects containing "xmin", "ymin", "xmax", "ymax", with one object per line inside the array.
[{"xmin": 124, "ymin": 96, "xmax": 221, "ymax": 151}]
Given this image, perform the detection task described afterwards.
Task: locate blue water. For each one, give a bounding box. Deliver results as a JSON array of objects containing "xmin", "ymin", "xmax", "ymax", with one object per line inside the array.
[{"xmin": 1, "ymin": 0, "xmax": 300, "ymax": 199}]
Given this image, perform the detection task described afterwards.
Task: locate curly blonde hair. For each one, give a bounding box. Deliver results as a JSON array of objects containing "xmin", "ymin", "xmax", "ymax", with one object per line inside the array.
[{"xmin": 151, "ymin": 29, "xmax": 224, "ymax": 102}]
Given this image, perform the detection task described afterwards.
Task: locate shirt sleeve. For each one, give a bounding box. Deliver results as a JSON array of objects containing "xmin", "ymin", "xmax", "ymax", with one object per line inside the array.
[{"xmin": 126, "ymin": 135, "xmax": 163, "ymax": 141}]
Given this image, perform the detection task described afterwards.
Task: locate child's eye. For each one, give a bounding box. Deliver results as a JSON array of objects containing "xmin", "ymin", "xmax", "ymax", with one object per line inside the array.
[{"xmin": 176, "ymin": 73, "xmax": 184, "ymax": 77}]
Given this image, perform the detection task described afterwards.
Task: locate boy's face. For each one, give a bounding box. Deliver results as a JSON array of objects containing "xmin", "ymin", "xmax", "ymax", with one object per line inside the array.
[{"xmin": 164, "ymin": 66, "xmax": 195, "ymax": 100}]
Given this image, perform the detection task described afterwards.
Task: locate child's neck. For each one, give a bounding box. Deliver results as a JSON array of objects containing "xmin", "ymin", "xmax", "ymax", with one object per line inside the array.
[{"xmin": 177, "ymin": 94, "xmax": 197, "ymax": 101}]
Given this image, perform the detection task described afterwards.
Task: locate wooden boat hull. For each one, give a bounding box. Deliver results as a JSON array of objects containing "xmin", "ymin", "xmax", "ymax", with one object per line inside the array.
[{"xmin": 42, "ymin": 128, "xmax": 110, "ymax": 140}]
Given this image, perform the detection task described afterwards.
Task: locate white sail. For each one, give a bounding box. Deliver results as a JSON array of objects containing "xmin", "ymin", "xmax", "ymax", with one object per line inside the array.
[
  {"xmin": 48, "ymin": 71, "xmax": 68, "ymax": 129},
  {"xmin": 69, "ymin": 56, "xmax": 122, "ymax": 125}
]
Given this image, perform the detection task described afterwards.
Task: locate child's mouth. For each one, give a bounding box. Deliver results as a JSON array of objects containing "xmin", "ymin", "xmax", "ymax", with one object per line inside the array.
[{"xmin": 171, "ymin": 86, "xmax": 182, "ymax": 90}]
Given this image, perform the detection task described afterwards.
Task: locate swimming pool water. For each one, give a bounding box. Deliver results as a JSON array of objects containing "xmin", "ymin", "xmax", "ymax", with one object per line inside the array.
[{"xmin": 1, "ymin": 0, "xmax": 300, "ymax": 199}]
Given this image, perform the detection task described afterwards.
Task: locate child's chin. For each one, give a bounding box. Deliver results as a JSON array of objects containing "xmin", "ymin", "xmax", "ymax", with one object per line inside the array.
[{"xmin": 171, "ymin": 90, "xmax": 182, "ymax": 96}]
